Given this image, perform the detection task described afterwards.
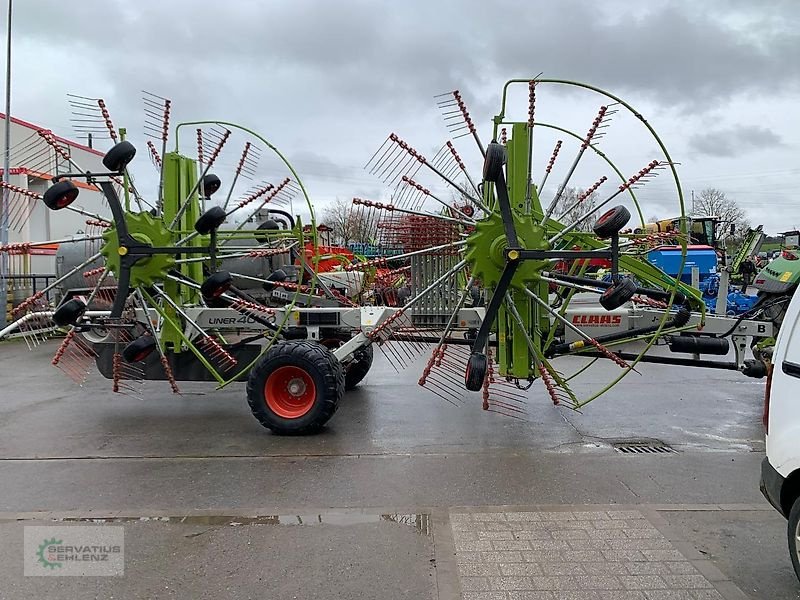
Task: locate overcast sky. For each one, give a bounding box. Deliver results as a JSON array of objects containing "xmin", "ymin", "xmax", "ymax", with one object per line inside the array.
[{"xmin": 3, "ymin": 0, "xmax": 798, "ymax": 234}]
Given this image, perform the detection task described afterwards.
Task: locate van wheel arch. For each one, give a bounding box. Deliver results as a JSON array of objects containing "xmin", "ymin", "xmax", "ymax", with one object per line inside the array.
[{"xmin": 781, "ymin": 469, "xmax": 800, "ymax": 517}]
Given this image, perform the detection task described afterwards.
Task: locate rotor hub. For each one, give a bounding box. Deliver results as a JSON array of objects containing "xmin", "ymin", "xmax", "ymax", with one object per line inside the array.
[
  {"xmin": 101, "ymin": 211, "xmax": 176, "ymax": 287},
  {"xmin": 464, "ymin": 211, "xmax": 550, "ymax": 288}
]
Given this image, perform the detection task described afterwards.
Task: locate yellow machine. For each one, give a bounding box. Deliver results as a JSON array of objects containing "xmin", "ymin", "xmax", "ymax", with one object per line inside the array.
[{"xmin": 635, "ymin": 216, "xmax": 720, "ymax": 247}]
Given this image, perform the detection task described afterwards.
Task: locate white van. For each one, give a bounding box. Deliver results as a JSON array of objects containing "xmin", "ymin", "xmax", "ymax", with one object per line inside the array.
[{"xmin": 760, "ymin": 287, "xmax": 800, "ymax": 580}]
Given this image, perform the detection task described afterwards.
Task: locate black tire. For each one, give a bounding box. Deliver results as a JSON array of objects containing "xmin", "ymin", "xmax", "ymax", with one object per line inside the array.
[
  {"xmin": 482, "ymin": 141, "xmax": 507, "ymax": 182},
  {"xmin": 246, "ymin": 340, "xmax": 344, "ymax": 434},
  {"xmin": 195, "ymin": 206, "xmax": 227, "ymax": 234},
  {"xmin": 599, "ymin": 277, "xmax": 637, "ymax": 310},
  {"xmin": 122, "ymin": 335, "xmax": 157, "ymax": 363},
  {"xmin": 465, "ymin": 352, "xmax": 488, "ymax": 391},
  {"xmin": 43, "ymin": 180, "xmax": 79, "ymax": 210},
  {"xmin": 201, "ymin": 174, "xmax": 221, "ymax": 197},
  {"xmin": 254, "ymin": 219, "xmax": 280, "ymax": 243},
  {"xmin": 755, "ymin": 291, "xmax": 791, "ymax": 331},
  {"xmin": 102, "ymin": 140, "xmax": 137, "ymax": 171},
  {"xmin": 345, "ymin": 345, "xmax": 373, "ymax": 390},
  {"xmin": 593, "ymin": 205, "xmax": 631, "ymax": 238},
  {"xmin": 267, "ymin": 268, "xmax": 288, "ymax": 282},
  {"xmin": 788, "ymin": 496, "xmax": 800, "ymax": 582},
  {"xmin": 53, "ymin": 298, "xmax": 86, "ymax": 327},
  {"xmin": 201, "ymin": 271, "xmax": 233, "ymax": 299}
]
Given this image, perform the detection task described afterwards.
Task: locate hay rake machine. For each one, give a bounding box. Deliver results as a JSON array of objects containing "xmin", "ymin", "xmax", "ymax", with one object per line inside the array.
[{"xmin": 1, "ymin": 79, "xmax": 774, "ymax": 433}]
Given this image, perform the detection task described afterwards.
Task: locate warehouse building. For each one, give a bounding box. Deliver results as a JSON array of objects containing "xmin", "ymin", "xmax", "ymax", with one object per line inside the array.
[{"xmin": 1, "ymin": 113, "xmax": 110, "ymax": 309}]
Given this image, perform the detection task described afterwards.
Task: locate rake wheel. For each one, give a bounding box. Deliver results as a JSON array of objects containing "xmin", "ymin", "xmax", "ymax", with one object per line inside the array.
[
  {"xmin": 6, "ymin": 94, "xmax": 323, "ymax": 403},
  {"xmin": 353, "ymin": 78, "xmax": 706, "ymax": 414}
]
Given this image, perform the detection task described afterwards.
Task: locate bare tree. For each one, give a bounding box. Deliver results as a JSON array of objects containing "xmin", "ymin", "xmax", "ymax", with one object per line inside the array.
[
  {"xmin": 552, "ymin": 186, "xmax": 599, "ymax": 232},
  {"xmin": 321, "ymin": 197, "xmax": 373, "ymax": 246},
  {"xmin": 691, "ymin": 188, "xmax": 750, "ymax": 239}
]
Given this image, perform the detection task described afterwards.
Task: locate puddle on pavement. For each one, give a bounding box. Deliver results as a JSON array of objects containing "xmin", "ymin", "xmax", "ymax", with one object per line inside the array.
[{"xmin": 37, "ymin": 512, "xmax": 432, "ymax": 535}]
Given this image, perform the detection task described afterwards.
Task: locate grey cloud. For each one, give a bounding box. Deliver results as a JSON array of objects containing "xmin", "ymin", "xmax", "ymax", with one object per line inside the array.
[
  {"xmin": 11, "ymin": 0, "xmax": 799, "ymax": 117},
  {"xmin": 3, "ymin": 0, "xmax": 798, "ymax": 236},
  {"xmin": 688, "ymin": 125, "xmax": 784, "ymax": 157},
  {"xmin": 491, "ymin": 1, "xmax": 800, "ymax": 108}
]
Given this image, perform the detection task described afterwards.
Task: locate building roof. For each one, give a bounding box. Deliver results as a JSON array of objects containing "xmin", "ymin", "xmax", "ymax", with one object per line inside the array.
[{"xmin": 0, "ymin": 112, "xmax": 104, "ymax": 157}]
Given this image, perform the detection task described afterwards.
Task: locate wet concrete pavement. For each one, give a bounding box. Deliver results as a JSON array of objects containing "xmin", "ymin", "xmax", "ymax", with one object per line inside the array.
[{"xmin": 0, "ymin": 339, "xmax": 795, "ymax": 599}]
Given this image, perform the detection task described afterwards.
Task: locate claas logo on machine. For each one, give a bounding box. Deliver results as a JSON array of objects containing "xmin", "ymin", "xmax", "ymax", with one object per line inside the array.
[{"xmin": 571, "ymin": 314, "xmax": 622, "ymax": 326}]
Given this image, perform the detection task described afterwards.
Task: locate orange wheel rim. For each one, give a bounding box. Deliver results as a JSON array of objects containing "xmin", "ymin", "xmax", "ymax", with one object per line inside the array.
[{"xmin": 264, "ymin": 365, "xmax": 316, "ymax": 419}]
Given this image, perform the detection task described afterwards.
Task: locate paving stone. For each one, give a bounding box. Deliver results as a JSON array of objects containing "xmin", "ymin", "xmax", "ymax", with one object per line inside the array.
[
  {"xmin": 543, "ymin": 519, "xmax": 593, "ymax": 530},
  {"xmin": 482, "ymin": 551, "xmax": 525, "ymax": 563},
  {"xmin": 573, "ymin": 511, "xmax": 611, "ymax": 520},
  {"xmin": 643, "ymin": 591, "xmax": 694, "ymax": 600},
  {"xmin": 451, "ymin": 509, "xmax": 734, "ymax": 600},
  {"xmin": 593, "ymin": 520, "xmax": 628, "ymax": 529},
  {"xmin": 513, "ymin": 530, "xmax": 555, "ymax": 541},
  {"xmin": 474, "ymin": 513, "xmax": 509, "ymax": 522},
  {"xmin": 587, "ymin": 528, "xmax": 629, "ymax": 539},
  {"xmin": 582, "ymin": 561, "xmax": 630, "ymax": 575},
  {"xmin": 504, "ymin": 512, "xmax": 542, "ymax": 521},
  {"xmin": 459, "ymin": 552, "xmax": 485, "ymax": 563},
  {"xmin": 538, "ymin": 512, "xmax": 575, "ymax": 521},
  {"xmin": 551, "ymin": 529, "xmax": 590, "ymax": 540},
  {"xmin": 523, "ymin": 539, "xmax": 572, "ymax": 551},
  {"xmin": 528, "ymin": 575, "xmax": 580, "ymax": 590},
  {"xmin": 462, "ymin": 592, "xmax": 509, "ymax": 600},
  {"xmin": 573, "ymin": 575, "xmax": 623, "ymax": 590},
  {"xmin": 461, "ymin": 576, "xmax": 491, "ymax": 591},
  {"xmin": 624, "ymin": 528, "xmax": 666, "ymax": 539},
  {"xmin": 606, "ymin": 538, "xmax": 674, "ymax": 551},
  {"xmin": 485, "ymin": 522, "xmax": 515, "ymax": 531},
  {"xmin": 506, "ymin": 592, "xmax": 555, "ymax": 600},
  {"xmin": 492, "ymin": 540, "xmax": 533, "ymax": 551},
  {"xmin": 619, "ymin": 575, "xmax": 668, "ymax": 590},
  {"xmin": 596, "ymin": 592, "xmax": 648, "ymax": 600},
  {"xmin": 451, "ymin": 513, "xmax": 474, "ymax": 522},
  {"xmin": 689, "ymin": 591, "xmax": 725, "ymax": 600},
  {"xmin": 545, "ymin": 593, "xmax": 600, "ymax": 600},
  {"xmin": 477, "ymin": 531, "xmax": 515, "ymax": 541},
  {"xmin": 661, "ymin": 575, "xmax": 713, "ymax": 589},
  {"xmin": 490, "ymin": 576, "xmax": 535, "ymax": 591},
  {"xmin": 457, "ymin": 540, "xmax": 495, "ymax": 551},
  {"xmin": 459, "ymin": 563, "xmax": 502, "ymax": 577},
  {"xmin": 537, "ymin": 562, "xmax": 584, "ymax": 576},
  {"xmin": 625, "ymin": 561, "xmax": 673, "ymax": 575},
  {"xmin": 666, "ymin": 562, "xmax": 699, "ymax": 575},
  {"xmin": 601, "ymin": 549, "xmax": 647, "ymax": 562},
  {"xmin": 517, "ymin": 522, "xmax": 553, "ymax": 531},
  {"xmin": 567, "ymin": 538, "xmax": 610, "ymax": 550},
  {"xmin": 624, "ymin": 519, "xmax": 657, "ymax": 529},
  {"xmin": 568, "ymin": 550, "xmax": 607, "ymax": 562},
  {"xmin": 500, "ymin": 563, "xmax": 543, "ymax": 577},
  {"xmin": 641, "ymin": 549, "xmax": 689, "ymax": 562},
  {"xmin": 608, "ymin": 511, "xmax": 646, "ymax": 520}
]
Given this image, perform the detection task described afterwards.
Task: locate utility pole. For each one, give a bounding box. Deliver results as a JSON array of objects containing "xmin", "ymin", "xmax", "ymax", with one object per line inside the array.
[
  {"xmin": 691, "ymin": 189, "xmax": 695, "ymax": 214},
  {"xmin": 0, "ymin": 0, "xmax": 12, "ymax": 328}
]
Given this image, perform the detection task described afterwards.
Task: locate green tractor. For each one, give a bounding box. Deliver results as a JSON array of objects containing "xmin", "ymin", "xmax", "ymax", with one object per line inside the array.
[
  {"xmin": 753, "ymin": 230, "xmax": 800, "ymax": 328},
  {"xmin": 741, "ymin": 230, "xmax": 800, "ymax": 373}
]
